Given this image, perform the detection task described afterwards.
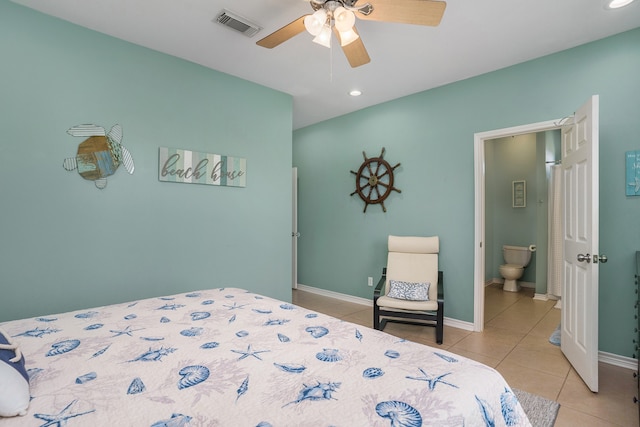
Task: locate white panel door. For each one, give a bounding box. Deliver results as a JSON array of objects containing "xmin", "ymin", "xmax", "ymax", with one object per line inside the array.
[{"xmin": 561, "ymin": 95, "xmax": 599, "ymax": 392}]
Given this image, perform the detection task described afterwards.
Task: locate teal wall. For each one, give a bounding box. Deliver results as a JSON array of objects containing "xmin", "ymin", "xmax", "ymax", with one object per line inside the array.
[
  {"xmin": 0, "ymin": 1, "xmax": 293, "ymax": 322},
  {"xmin": 293, "ymin": 28, "xmax": 640, "ymax": 357}
]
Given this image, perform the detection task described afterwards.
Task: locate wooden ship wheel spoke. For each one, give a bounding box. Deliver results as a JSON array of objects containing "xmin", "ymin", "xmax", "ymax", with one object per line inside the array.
[{"xmin": 350, "ymin": 147, "xmax": 401, "ymax": 212}]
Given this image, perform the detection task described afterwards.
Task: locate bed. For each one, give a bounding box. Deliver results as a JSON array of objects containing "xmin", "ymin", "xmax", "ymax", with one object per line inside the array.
[{"xmin": 0, "ymin": 288, "xmax": 531, "ymax": 426}]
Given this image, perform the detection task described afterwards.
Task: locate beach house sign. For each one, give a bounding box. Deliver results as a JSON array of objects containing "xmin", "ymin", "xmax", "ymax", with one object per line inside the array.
[{"xmin": 159, "ymin": 147, "xmax": 246, "ymax": 188}]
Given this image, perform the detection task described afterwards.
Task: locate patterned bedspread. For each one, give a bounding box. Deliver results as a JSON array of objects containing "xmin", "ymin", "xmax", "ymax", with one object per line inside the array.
[{"xmin": 1, "ymin": 288, "xmax": 531, "ymax": 426}]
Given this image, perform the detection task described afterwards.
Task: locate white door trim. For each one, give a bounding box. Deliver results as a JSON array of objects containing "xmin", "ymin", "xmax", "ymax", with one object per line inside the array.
[
  {"xmin": 473, "ymin": 119, "xmax": 561, "ymax": 331},
  {"xmin": 292, "ymin": 167, "xmax": 299, "ymax": 289}
]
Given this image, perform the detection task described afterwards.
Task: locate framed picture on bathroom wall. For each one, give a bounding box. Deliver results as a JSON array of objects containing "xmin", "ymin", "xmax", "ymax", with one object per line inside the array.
[{"xmin": 512, "ymin": 180, "xmax": 526, "ymax": 208}]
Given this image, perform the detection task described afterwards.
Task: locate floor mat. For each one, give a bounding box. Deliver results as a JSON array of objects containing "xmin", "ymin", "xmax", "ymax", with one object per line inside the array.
[
  {"xmin": 513, "ymin": 388, "xmax": 560, "ymax": 426},
  {"xmin": 549, "ymin": 324, "xmax": 561, "ymax": 346}
]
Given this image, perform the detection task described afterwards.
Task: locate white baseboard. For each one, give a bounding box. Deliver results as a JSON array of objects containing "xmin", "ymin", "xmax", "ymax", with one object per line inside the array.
[
  {"xmin": 295, "ymin": 284, "xmax": 634, "ymax": 370},
  {"xmin": 444, "ymin": 317, "xmax": 474, "ymax": 331},
  {"xmin": 487, "ymin": 278, "xmax": 535, "ymax": 289},
  {"xmin": 519, "ymin": 280, "xmax": 535, "ymax": 289},
  {"xmin": 598, "ymin": 351, "xmax": 637, "ymax": 370},
  {"xmin": 296, "ymin": 284, "xmax": 372, "ymax": 307}
]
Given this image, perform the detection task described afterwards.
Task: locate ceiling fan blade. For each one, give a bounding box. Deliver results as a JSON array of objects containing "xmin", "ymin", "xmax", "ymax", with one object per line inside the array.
[
  {"xmin": 256, "ymin": 16, "xmax": 307, "ymax": 48},
  {"xmin": 358, "ymin": 0, "xmax": 446, "ymax": 26},
  {"xmin": 334, "ymin": 26, "xmax": 370, "ymax": 68}
]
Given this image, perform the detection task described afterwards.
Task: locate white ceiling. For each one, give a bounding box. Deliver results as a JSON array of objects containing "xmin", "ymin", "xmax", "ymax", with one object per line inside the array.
[{"xmin": 12, "ymin": 0, "xmax": 640, "ymax": 129}]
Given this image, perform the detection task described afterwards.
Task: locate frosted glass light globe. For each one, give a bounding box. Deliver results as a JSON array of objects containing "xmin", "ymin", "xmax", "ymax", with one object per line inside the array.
[
  {"xmin": 312, "ymin": 24, "xmax": 332, "ymax": 48},
  {"xmin": 304, "ymin": 9, "xmax": 327, "ymax": 36},
  {"xmin": 334, "ymin": 7, "xmax": 355, "ymax": 33},
  {"xmin": 339, "ymin": 28, "xmax": 359, "ymax": 46}
]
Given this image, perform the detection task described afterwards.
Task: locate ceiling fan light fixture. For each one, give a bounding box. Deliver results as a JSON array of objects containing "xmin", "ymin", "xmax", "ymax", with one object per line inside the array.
[
  {"xmin": 339, "ymin": 28, "xmax": 360, "ymax": 46},
  {"xmin": 304, "ymin": 9, "xmax": 327, "ymax": 36},
  {"xmin": 257, "ymin": 0, "xmax": 447, "ymax": 68},
  {"xmin": 334, "ymin": 7, "xmax": 356, "ymax": 32},
  {"xmin": 313, "ymin": 24, "xmax": 332, "ymax": 48}
]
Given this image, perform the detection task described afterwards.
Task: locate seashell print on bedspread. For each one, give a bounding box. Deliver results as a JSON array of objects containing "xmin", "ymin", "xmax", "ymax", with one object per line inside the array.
[{"xmin": 1, "ymin": 288, "xmax": 531, "ymax": 426}]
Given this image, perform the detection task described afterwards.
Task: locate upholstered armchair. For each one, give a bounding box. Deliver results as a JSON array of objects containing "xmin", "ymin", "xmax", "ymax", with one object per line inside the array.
[{"xmin": 373, "ymin": 235, "xmax": 444, "ymax": 344}]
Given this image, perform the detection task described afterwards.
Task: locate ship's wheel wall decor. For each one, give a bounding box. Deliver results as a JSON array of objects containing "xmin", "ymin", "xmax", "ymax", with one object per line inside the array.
[{"xmin": 350, "ymin": 147, "xmax": 401, "ymax": 212}]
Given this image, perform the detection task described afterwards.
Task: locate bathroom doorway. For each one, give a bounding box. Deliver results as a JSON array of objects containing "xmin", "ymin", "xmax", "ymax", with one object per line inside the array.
[
  {"xmin": 473, "ymin": 119, "xmax": 564, "ymax": 332},
  {"xmin": 482, "ymin": 130, "xmax": 561, "ymax": 323}
]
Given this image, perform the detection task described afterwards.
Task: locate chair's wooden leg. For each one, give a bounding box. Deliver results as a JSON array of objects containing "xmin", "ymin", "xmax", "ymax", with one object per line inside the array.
[{"xmin": 436, "ymin": 302, "xmax": 444, "ymax": 344}]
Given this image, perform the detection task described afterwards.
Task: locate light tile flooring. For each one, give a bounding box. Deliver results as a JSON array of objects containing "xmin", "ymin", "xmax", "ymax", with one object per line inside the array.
[{"xmin": 293, "ymin": 284, "xmax": 639, "ymax": 427}]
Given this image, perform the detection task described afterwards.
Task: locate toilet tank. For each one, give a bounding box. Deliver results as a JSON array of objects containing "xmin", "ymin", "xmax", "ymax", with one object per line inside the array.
[{"xmin": 503, "ymin": 245, "xmax": 532, "ymax": 267}]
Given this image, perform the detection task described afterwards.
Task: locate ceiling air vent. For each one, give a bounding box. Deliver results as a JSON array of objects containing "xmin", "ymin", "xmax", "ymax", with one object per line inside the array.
[{"xmin": 214, "ymin": 10, "xmax": 262, "ymax": 38}]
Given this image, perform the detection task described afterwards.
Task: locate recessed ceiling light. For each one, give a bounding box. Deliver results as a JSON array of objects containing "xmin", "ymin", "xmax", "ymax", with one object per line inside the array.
[
  {"xmin": 349, "ymin": 90, "xmax": 362, "ymax": 97},
  {"xmin": 606, "ymin": 0, "xmax": 635, "ymax": 9}
]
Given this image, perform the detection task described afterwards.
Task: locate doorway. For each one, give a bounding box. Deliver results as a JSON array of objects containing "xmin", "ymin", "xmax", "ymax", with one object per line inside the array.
[
  {"xmin": 482, "ymin": 130, "xmax": 562, "ymax": 322},
  {"xmin": 473, "ymin": 120, "xmax": 563, "ymax": 331}
]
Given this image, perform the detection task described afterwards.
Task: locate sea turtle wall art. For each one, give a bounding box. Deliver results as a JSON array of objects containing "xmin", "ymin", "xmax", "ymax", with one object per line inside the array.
[{"xmin": 63, "ymin": 124, "xmax": 135, "ymax": 189}]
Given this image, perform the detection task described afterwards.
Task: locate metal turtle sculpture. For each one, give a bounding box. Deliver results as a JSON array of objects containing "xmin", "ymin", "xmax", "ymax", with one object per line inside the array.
[{"xmin": 63, "ymin": 124, "xmax": 134, "ymax": 189}]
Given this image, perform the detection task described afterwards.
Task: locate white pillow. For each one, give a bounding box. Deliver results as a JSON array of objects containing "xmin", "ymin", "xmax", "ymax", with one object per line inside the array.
[
  {"xmin": 0, "ymin": 328, "xmax": 30, "ymax": 417},
  {"xmin": 387, "ymin": 280, "xmax": 431, "ymax": 301}
]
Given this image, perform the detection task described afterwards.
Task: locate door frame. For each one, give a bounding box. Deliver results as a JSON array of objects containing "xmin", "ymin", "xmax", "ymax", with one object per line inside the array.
[
  {"xmin": 292, "ymin": 167, "xmax": 299, "ymax": 289},
  {"xmin": 473, "ymin": 119, "xmax": 562, "ymax": 331}
]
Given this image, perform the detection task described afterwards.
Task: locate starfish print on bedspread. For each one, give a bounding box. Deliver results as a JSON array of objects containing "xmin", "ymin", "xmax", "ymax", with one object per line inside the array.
[
  {"xmin": 406, "ymin": 368, "xmax": 458, "ymax": 391},
  {"xmin": 223, "ymin": 302, "xmax": 248, "ymax": 310},
  {"xmin": 231, "ymin": 344, "xmax": 270, "ymax": 361},
  {"xmin": 34, "ymin": 400, "xmax": 95, "ymax": 427},
  {"xmin": 109, "ymin": 325, "xmax": 144, "ymax": 337}
]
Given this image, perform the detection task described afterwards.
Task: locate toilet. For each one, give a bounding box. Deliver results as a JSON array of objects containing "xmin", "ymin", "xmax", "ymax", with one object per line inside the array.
[{"xmin": 499, "ymin": 245, "xmax": 533, "ymax": 292}]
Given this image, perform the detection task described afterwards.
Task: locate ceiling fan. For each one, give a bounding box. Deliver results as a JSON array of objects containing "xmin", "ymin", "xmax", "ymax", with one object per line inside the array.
[{"xmin": 256, "ymin": 0, "xmax": 446, "ymax": 68}]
